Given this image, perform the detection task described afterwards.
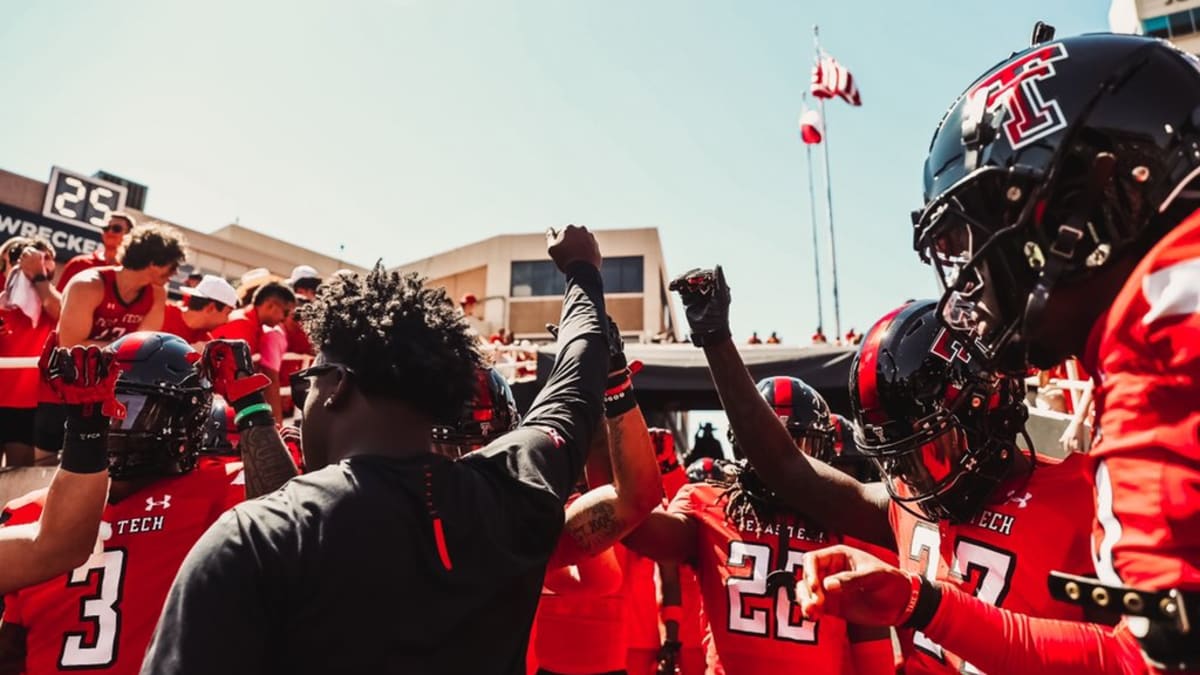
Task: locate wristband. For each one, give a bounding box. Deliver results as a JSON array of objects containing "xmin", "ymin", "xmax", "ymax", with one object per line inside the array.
[
  {"xmin": 60, "ymin": 412, "xmax": 109, "ymax": 474},
  {"xmin": 901, "ymin": 576, "xmax": 942, "ymax": 631},
  {"xmin": 234, "ymin": 402, "xmax": 274, "ymax": 427},
  {"xmin": 231, "ymin": 390, "xmax": 268, "ymax": 411},
  {"xmin": 604, "ymin": 369, "xmax": 637, "ymax": 418},
  {"xmin": 896, "ymin": 572, "xmax": 923, "ymax": 625},
  {"xmin": 660, "ymin": 605, "xmax": 683, "ymax": 624},
  {"xmin": 689, "ymin": 328, "xmax": 731, "ymax": 348}
]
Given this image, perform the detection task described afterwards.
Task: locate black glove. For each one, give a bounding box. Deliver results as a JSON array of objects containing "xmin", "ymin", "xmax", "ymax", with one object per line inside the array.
[
  {"xmin": 656, "ymin": 640, "xmax": 681, "ymax": 675},
  {"xmin": 604, "ymin": 316, "xmax": 639, "ymax": 418},
  {"xmin": 669, "ymin": 266, "xmax": 731, "ymax": 347}
]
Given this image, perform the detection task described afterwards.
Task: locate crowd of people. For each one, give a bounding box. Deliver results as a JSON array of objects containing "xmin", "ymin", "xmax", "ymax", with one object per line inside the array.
[{"xmin": 0, "ymin": 24, "xmax": 1191, "ymax": 675}]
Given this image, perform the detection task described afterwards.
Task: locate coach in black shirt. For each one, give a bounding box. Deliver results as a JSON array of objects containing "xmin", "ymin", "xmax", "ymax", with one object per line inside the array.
[{"xmin": 142, "ymin": 226, "xmax": 609, "ymax": 674}]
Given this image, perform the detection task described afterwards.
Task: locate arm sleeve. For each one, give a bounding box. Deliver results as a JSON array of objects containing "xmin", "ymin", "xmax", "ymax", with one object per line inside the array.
[
  {"xmin": 140, "ymin": 509, "xmax": 279, "ymax": 675},
  {"xmin": 473, "ymin": 262, "xmax": 607, "ymax": 504},
  {"xmin": 923, "ymin": 585, "xmax": 1146, "ymax": 675}
]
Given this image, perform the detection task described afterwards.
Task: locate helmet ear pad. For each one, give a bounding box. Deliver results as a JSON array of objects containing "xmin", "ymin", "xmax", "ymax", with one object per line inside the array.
[{"xmin": 106, "ymin": 332, "xmax": 212, "ymax": 481}]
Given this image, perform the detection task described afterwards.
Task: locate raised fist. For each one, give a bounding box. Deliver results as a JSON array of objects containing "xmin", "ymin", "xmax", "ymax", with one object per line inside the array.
[
  {"xmin": 202, "ymin": 339, "xmax": 270, "ymax": 403},
  {"xmin": 546, "ymin": 224, "xmax": 601, "ymax": 272},
  {"xmin": 39, "ymin": 333, "xmax": 126, "ymax": 419},
  {"xmin": 668, "ymin": 266, "xmax": 732, "ymax": 347}
]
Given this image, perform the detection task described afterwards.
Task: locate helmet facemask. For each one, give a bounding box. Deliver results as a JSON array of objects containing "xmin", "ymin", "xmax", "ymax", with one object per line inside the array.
[{"xmin": 109, "ymin": 383, "xmax": 210, "ymax": 481}]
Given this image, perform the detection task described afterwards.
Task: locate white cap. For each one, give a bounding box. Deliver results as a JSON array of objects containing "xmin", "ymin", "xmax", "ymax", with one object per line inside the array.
[
  {"xmin": 240, "ymin": 267, "xmax": 271, "ymax": 285},
  {"xmin": 190, "ymin": 275, "xmax": 239, "ymax": 308},
  {"xmin": 289, "ymin": 265, "xmax": 320, "ymax": 285}
]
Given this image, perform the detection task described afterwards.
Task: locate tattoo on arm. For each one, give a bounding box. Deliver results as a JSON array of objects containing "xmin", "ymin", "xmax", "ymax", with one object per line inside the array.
[
  {"xmin": 566, "ymin": 501, "xmax": 621, "ymax": 555},
  {"xmin": 239, "ymin": 426, "xmax": 298, "ymax": 499}
]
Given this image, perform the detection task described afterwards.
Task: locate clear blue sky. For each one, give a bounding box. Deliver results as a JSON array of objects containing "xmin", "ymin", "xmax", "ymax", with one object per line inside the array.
[{"xmin": 0, "ymin": 0, "xmax": 1108, "ymax": 342}]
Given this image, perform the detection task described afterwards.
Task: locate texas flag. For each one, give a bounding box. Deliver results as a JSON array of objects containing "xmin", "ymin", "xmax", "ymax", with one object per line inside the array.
[
  {"xmin": 812, "ymin": 52, "xmax": 862, "ymax": 106},
  {"xmin": 799, "ymin": 108, "xmax": 823, "ymax": 144}
]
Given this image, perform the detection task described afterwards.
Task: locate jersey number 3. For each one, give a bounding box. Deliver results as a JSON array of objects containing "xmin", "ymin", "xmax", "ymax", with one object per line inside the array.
[
  {"xmin": 59, "ymin": 549, "xmax": 127, "ymax": 669},
  {"xmin": 726, "ymin": 541, "xmax": 817, "ymax": 643}
]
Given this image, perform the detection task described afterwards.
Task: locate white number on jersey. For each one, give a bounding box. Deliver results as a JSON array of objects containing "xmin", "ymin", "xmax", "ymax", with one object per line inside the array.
[
  {"xmin": 726, "ymin": 541, "xmax": 817, "ymax": 643},
  {"xmin": 59, "ymin": 549, "xmax": 128, "ymax": 668}
]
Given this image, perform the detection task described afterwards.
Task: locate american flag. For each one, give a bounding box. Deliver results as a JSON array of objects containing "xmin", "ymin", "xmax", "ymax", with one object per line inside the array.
[{"xmin": 811, "ymin": 52, "xmax": 862, "ymax": 106}]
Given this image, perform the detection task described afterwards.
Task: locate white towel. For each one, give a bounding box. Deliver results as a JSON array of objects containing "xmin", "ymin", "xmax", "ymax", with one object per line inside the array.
[{"xmin": 2, "ymin": 269, "xmax": 43, "ymax": 327}]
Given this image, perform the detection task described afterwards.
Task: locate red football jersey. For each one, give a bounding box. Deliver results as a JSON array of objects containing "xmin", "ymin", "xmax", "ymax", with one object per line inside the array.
[
  {"xmin": 1082, "ymin": 209, "xmax": 1200, "ymax": 593},
  {"xmin": 160, "ymin": 304, "xmax": 210, "ymax": 344},
  {"xmin": 2, "ymin": 457, "xmax": 245, "ymax": 675},
  {"xmin": 668, "ymin": 482, "xmax": 848, "ymax": 675},
  {"xmin": 624, "ymin": 549, "xmax": 661, "ymax": 651},
  {"xmin": 87, "ymin": 268, "xmax": 154, "ymax": 343},
  {"xmin": 889, "ymin": 451, "xmax": 1096, "ymax": 674}
]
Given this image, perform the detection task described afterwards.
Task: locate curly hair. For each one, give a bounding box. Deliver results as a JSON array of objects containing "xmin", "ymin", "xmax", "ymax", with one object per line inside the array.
[
  {"xmin": 300, "ymin": 263, "xmax": 483, "ymax": 422},
  {"xmin": 713, "ymin": 460, "xmax": 789, "ymax": 527},
  {"xmin": 119, "ymin": 222, "xmax": 187, "ymax": 270}
]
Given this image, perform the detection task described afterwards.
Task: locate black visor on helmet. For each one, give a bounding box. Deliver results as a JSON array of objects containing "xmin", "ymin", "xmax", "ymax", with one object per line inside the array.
[{"xmin": 108, "ymin": 388, "xmax": 208, "ymax": 480}]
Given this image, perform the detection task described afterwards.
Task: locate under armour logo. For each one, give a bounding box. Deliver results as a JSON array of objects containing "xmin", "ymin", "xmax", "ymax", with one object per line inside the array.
[
  {"xmin": 145, "ymin": 495, "xmax": 172, "ymax": 511},
  {"xmin": 1007, "ymin": 491, "xmax": 1032, "ymax": 509}
]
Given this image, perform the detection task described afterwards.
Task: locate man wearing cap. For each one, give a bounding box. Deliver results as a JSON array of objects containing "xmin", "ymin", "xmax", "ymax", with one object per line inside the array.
[
  {"xmin": 162, "ymin": 275, "xmax": 238, "ymax": 347},
  {"xmin": 283, "ymin": 266, "xmax": 320, "ymax": 355}
]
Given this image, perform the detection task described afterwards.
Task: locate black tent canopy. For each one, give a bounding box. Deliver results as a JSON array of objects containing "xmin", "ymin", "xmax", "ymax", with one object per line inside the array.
[{"xmin": 512, "ymin": 344, "xmax": 857, "ymax": 416}]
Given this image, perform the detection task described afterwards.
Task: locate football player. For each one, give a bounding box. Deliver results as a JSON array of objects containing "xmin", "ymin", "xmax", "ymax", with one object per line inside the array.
[
  {"xmin": 910, "ymin": 26, "xmax": 1200, "ymax": 670},
  {"xmin": 622, "ymin": 375, "xmax": 893, "ymax": 675},
  {"xmin": 0, "ymin": 333, "xmax": 293, "ymax": 675},
  {"xmin": 670, "ymin": 265, "xmax": 1109, "ymax": 673}
]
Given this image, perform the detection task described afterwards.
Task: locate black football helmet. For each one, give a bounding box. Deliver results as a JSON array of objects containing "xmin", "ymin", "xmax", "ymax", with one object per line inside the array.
[
  {"xmin": 431, "ymin": 367, "xmax": 520, "ymax": 456},
  {"xmin": 829, "ymin": 413, "xmax": 880, "ymax": 483},
  {"xmin": 913, "ymin": 30, "xmax": 1200, "ymax": 369},
  {"xmin": 199, "ymin": 397, "xmax": 237, "ymax": 456},
  {"xmin": 108, "ymin": 332, "xmax": 212, "ymax": 480},
  {"xmin": 850, "ymin": 301, "xmax": 1028, "ymax": 523},
  {"xmin": 729, "ymin": 376, "xmax": 836, "ymax": 463}
]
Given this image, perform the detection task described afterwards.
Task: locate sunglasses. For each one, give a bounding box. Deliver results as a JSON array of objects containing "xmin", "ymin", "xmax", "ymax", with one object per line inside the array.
[
  {"xmin": 289, "ymin": 362, "xmax": 355, "ymax": 410},
  {"xmin": 103, "ymin": 224, "xmax": 129, "ymax": 234}
]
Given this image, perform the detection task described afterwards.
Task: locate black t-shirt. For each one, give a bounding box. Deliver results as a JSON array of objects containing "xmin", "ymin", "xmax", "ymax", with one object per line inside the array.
[{"xmin": 141, "ymin": 264, "xmax": 608, "ymax": 675}]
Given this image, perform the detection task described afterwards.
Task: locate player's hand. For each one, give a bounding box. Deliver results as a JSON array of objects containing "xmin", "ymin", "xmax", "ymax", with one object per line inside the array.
[
  {"xmin": 39, "ymin": 332, "xmax": 127, "ymax": 420},
  {"xmin": 18, "ymin": 247, "xmax": 50, "ymax": 280},
  {"xmin": 668, "ymin": 266, "xmax": 732, "ymax": 347},
  {"xmin": 655, "ymin": 640, "xmax": 681, "ymax": 675},
  {"xmin": 201, "ymin": 339, "xmax": 270, "ymax": 404},
  {"xmin": 546, "ymin": 224, "xmax": 601, "ymax": 272},
  {"xmin": 649, "ymin": 428, "xmax": 679, "ymax": 474},
  {"xmin": 797, "ymin": 544, "xmax": 915, "ymax": 627}
]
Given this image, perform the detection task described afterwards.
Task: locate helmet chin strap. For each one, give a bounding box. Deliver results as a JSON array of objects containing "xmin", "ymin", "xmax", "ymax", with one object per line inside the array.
[{"xmin": 1019, "ymin": 153, "xmax": 1116, "ymax": 358}]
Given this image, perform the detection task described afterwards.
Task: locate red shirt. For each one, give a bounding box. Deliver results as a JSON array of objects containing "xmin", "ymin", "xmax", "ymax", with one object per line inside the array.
[
  {"xmin": 889, "ymin": 451, "xmax": 1096, "ymax": 674},
  {"xmin": 87, "ymin": 268, "xmax": 154, "ymax": 343},
  {"xmin": 283, "ymin": 317, "xmax": 313, "ymax": 355},
  {"xmin": 535, "ymin": 547, "xmax": 630, "ymax": 674},
  {"xmin": 1082, "ymin": 209, "xmax": 1200, "ymax": 593},
  {"xmin": 161, "ymin": 303, "xmax": 211, "ymax": 344},
  {"xmin": 668, "ymin": 482, "xmax": 848, "ymax": 675},
  {"xmin": 0, "ymin": 307, "xmax": 53, "ymax": 409},
  {"xmin": 55, "ymin": 250, "xmax": 108, "ymax": 292},
  {"xmin": 2, "ymin": 457, "xmax": 244, "ymax": 675},
  {"xmin": 211, "ymin": 306, "xmax": 262, "ymax": 355}
]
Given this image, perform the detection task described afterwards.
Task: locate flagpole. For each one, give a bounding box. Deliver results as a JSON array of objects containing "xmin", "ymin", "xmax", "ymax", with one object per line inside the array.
[
  {"xmin": 814, "ymin": 24, "xmax": 843, "ymax": 341},
  {"xmin": 802, "ymin": 95, "xmax": 825, "ymax": 335}
]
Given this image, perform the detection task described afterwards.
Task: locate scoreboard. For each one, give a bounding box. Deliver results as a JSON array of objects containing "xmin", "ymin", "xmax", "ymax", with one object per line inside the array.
[{"xmin": 41, "ymin": 167, "xmax": 128, "ymax": 231}]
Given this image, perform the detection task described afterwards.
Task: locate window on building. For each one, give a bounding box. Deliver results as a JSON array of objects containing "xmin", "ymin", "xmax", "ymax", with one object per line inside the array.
[
  {"xmin": 1170, "ymin": 10, "xmax": 1196, "ymax": 38},
  {"xmin": 602, "ymin": 256, "xmax": 644, "ymax": 294},
  {"xmin": 1144, "ymin": 15, "xmax": 1170, "ymax": 38},
  {"xmin": 510, "ymin": 260, "xmax": 566, "ymax": 297},
  {"xmin": 510, "ymin": 256, "xmax": 644, "ymax": 297}
]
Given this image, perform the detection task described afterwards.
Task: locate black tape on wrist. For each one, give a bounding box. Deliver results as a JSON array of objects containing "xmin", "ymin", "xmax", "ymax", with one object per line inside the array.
[
  {"xmin": 604, "ymin": 370, "xmax": 637, "ymax": 418},
  {"xmin": 231, "ymin": 390, "xmax": 268, "ymax": 412},
  {"xmin": 902, "ymin": 577, "xmax": 943, "ymax": 631},
  {"xmin": 61, "ymin": 410, "xmax": 109, "ymax": 474}
]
